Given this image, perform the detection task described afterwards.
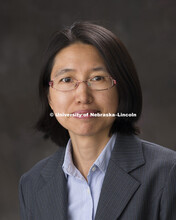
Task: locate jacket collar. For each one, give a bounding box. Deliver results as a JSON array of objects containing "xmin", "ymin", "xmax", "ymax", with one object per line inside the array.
[
  {"xmin": 95, "ymin": 133, "xmax": 145, "ymax": 220},
  {"xmin": 111, "ymin": 133, "xmax": 145, "ymax": 173}
]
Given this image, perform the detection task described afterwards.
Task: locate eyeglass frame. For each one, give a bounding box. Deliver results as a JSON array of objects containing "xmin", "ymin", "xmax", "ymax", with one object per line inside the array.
[{"xmin": 48, "ymin": 75, "xmax": 117, "ymax": 92}]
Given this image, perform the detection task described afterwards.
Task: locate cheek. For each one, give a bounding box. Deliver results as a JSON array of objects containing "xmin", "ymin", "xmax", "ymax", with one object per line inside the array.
[
  {"xmin": 49, "ymin": 92, "xmax": 70, "ymax": 128},
  {"xmin": 99, "ymin": 89, "xmax": 118, "ymax": 112},
  {"xmin": 110, "ymin": 89, "xmax": 118, "ymax": 110},
  {"xmin": 49, "ymin": 91, "xmax": 71, "ymax": 112}
]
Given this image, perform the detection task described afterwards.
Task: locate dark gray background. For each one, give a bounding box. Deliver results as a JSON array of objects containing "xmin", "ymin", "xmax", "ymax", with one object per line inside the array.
[{"xmin": 1, "ymin": 0, "xmax": 176, "ymax": 219}]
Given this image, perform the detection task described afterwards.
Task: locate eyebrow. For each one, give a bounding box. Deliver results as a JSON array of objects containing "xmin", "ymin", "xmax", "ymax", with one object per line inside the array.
[
  {"xmin": 53, "ymin": 69, "xmax": 75, "ymax": 78},
  {"xmin": 53, "ymin": 66, "xmax": 107, "ymax": 78},
  {"xmin": 91, "ymin": 67, "xmax": 107, "ymax": 72}
]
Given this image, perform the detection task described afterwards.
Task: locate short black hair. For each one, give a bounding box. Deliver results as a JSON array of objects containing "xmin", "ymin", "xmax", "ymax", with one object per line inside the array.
[{"xmin": 35, "ymin": 21, "xmax": 142, "ymax": 147}]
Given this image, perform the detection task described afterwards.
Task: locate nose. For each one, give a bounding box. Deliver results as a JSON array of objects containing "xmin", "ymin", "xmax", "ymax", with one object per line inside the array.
[{"xmin": 74, "ymin": 81, "xmax": 93, "ymax": 104}]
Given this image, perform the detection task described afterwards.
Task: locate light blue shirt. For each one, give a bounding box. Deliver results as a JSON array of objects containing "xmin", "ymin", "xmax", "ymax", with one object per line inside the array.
[{"xmin": 62, "ymin": 133, "xmax": 117, "ymax": 220}]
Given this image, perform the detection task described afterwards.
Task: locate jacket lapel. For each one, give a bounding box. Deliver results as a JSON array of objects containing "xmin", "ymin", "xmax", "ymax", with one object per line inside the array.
[
  {"xmin": 36, "ymin": 148, "xmax": 68, "ymax": 220},
  {"xmin": 95, "ymin": 134, "xmax": 145, "ymax": 220}
]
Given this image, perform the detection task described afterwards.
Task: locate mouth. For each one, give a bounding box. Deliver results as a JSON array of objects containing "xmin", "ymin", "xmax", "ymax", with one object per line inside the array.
[{"xmin": 71, "ymin": 110, "xmax": 101, "ymax": 119}]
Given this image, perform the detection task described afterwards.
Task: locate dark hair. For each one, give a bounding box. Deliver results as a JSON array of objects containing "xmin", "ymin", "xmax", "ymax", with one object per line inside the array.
[{"xmin": 35, "ymin": 21, "xmax": 142, "ymax": 147}]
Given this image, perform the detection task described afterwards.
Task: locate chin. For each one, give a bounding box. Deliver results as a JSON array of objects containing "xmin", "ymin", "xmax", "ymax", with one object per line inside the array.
[
  {"xmin": 69, "ymin": 124, "xmax": 111, "ymax": 138},
  {"xmin": 68, "ymin": 124, "xmax": 100, "ymax": 137}
]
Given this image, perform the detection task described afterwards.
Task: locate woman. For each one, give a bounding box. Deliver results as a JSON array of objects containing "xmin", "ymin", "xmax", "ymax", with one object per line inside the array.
[{"xmin": 19, "ymin": 22, "xmax": 176, "ymax": 220}]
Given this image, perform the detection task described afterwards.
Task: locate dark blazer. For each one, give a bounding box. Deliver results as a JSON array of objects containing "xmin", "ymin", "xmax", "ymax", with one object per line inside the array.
[{"xmin": 19, "ymin": 134, "xmax": 176, "ymax": 220}]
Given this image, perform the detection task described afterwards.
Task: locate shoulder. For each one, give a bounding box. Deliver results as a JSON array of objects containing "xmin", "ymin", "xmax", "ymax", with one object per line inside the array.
[
  {"xmin": 19, "ymin": 147, "xmax": 66, "ymax": 189},
  {"xmin": 141, "ymin": 139, "xmax": 176, "ymax": 160},
  {"xmin": 140, "ymin": 138, "xmax": 176, "ymax": 172},
  {"xmin": 140, "ymin": 139, "xmax": 176, "ymax": 211}
]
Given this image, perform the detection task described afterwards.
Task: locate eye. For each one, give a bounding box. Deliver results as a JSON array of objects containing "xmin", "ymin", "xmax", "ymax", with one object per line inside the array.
[
  {"xmin": 91, "ymin": 76, "xmax": 105, "ymax": 81},
  {"xmin": 59, "ymin": 77, "xmax": 73, "ymax": 83}
]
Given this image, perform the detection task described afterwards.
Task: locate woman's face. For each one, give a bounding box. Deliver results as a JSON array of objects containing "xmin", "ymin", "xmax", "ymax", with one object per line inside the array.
[{"xmin": 48, "ymin": 42, "xmax": 118, "ymax": 138}]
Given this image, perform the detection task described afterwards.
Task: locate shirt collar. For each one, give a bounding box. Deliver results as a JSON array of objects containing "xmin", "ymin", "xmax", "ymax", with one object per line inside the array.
[
  {"xmin": 94, "ymin": 133, "xmax": 117, "ymax": 172},
  {"xmin": 62, "ymin": 139, "xmax": 79, "ymax": 179},
  {"xmin": 62, "ymin": 133, "xmax": 117, "ymax": 178}
]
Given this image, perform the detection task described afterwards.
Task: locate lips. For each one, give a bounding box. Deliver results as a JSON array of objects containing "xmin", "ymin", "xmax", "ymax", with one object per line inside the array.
[
  {"xmin": 72, "ymin": 110, "xmax": 100, "ymax": 114},
  {"xmin": 71, "ymin": 110, "xmax": 100, "ymax": 119}
]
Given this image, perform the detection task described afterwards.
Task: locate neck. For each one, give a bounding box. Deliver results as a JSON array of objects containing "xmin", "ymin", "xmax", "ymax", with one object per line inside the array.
[{"xmin": 69, "ymin": 131, "xmax": 112, "ymax": 180}]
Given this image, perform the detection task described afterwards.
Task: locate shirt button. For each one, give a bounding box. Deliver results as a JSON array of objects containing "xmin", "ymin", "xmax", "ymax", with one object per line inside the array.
[
  {"xmin": 87, "ymin": 187, "xmax": 90, "ymax": 194},
  {"xmin": 92, "ymin": 166, "xmax": 96, "ymax": 172}
]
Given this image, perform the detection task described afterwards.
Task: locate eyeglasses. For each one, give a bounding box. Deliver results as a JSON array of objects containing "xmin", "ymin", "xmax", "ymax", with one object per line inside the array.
[{"xmin": 49, "ymin": 75, "xmax": 117, "ymax": 92}]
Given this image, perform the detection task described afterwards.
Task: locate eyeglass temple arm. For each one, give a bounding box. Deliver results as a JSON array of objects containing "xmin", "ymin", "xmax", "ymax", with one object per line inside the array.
[{"xmin": 49, "ymin": 81, "xmax": 53, "ymax": 86}]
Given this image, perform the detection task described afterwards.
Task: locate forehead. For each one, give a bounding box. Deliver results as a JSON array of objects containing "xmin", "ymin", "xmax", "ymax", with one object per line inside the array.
[
  {"xmin": 51, "ymin": 43, "xmax": 107, "ymax": 76},
  {"xmin": 54, "ymin": 42, "xmax": 105, "ymax": 63}
]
